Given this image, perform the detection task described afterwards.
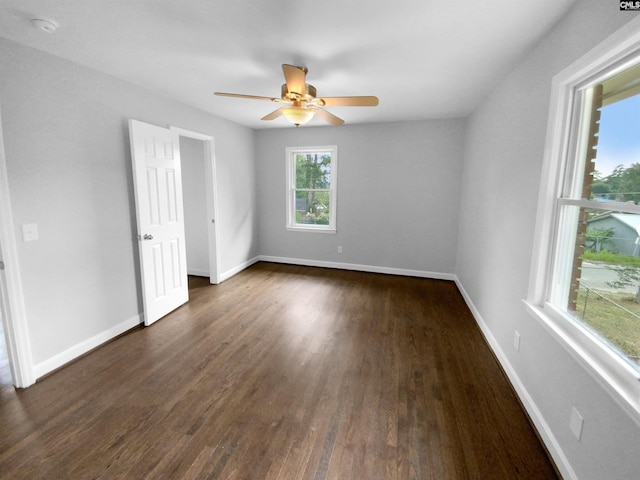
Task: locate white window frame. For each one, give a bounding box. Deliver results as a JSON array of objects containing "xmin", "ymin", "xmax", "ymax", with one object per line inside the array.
[
  {"xmin": 525, "ymin": 17, "xmax": 640, "ymax": 422},
  {"xmin": 286, "ymin": 145, "xmax": 337, "ymax": 234}
]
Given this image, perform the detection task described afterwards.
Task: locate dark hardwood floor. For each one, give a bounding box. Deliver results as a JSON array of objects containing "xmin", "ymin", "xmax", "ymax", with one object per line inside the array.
[{"xmin": 0, "ymin": 263, "xmax": 558, "ymax": 479}]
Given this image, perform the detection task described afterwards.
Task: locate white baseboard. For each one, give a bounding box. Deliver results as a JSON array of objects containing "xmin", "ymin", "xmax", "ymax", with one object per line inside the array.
[
  {"xmin": 258, "ymin": 255, "xmax": 456, "ymax": 281},
  {"xmin": 220, "ymin": 256, "xmax": 261, "ymax": 282},
  {"xmin": 453, "ymin": 277, "xmax": 576, "ymax": 480},
  {"xmin": 33, "ymin": 313, "xmax": 143, "ymax": 380}
]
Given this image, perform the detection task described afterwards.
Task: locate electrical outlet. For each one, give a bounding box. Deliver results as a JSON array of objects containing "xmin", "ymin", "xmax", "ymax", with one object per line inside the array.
[
  {"xmin": 570, "ymin": 407, "xmax": 584, "ymax": 441},
  {"xmin": 514, "ymin": 331, "xmax": 521, "ymax": 352},
  {"xmin": 338, "ymin": 246, "xmax": 343, "ymax": 254}
]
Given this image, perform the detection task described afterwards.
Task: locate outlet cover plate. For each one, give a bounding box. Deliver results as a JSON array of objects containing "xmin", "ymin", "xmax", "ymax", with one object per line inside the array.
[{"xmin": 570, "ymin": 406, "xmax": 584, "ymax": 441}]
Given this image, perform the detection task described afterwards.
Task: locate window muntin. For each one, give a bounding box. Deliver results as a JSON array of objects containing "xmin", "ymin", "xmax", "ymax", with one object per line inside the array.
[{"xmin": 286, "ymin": 146, "xmax": 337, "ymax": 233}]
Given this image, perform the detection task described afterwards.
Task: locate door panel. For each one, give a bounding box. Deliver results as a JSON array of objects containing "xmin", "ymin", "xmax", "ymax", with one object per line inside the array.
[{"xmin": 129, "ymin": 119, "xmax": 188, "ymax": 325}]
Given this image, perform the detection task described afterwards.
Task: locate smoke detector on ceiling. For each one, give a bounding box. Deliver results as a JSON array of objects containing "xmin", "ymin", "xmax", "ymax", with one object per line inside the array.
[{"xmin": 31, "ymin": 18, "xmax": 58, "ymax": 33}]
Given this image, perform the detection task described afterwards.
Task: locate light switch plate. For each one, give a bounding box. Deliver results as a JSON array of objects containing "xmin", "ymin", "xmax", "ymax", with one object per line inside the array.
[{"xmin": 22, "ymin": 223, "xmax": 38, "ymax": 242}]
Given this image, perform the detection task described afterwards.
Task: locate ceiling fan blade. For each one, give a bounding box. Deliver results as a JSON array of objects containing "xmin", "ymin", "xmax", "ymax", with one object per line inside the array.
[
  {"xmin": 215, "ymin": 92, "xmax": 280, "ymax": 102},
  {"xmin": 261, "ymin": 107, "xmax": 286, "ymax": 121},
  {"xmin": 282, "ymin": 64, "xmax": 307, "ymax": 95},
  {"xmin": 317, "ymin": 96, "xmax": 379, "ymax": 107},
  {"xmin": 315, "ymin": 108, "xmax": 344, "ymax": 126}
]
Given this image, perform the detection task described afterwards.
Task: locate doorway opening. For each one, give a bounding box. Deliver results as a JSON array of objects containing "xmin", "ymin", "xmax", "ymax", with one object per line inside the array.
[
  {"xmin": 130, "ymin": 120, "xmax": 220, "ymax": 326},
  {"xmin": 180, "ymin": 136, "xmax": 212, "ymax": 280},
  {"xmin": 172, "ymin": 126, "xmax": 220, "ymax": 285}
]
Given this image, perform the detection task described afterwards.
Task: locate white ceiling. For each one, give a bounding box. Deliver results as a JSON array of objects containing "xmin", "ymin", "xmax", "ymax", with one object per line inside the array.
[{"xmin": 0, "ymin": 0, "xmax": 576, "ymax": 129}]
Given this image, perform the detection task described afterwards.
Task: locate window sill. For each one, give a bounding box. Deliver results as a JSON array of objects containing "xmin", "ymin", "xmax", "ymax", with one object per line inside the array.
[
  {"xmin": 286, "ymin": 225, "xmax": 336, "ymax": 234},
  {"xmin": 523, "ymin": 299, "xmax": 640, "ymax": 425}
]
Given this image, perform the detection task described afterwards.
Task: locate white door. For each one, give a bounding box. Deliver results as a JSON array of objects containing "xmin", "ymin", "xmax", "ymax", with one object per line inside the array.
[{"xmin": 129, "ymin": 120, "xmax": 188, "ymax": 326}]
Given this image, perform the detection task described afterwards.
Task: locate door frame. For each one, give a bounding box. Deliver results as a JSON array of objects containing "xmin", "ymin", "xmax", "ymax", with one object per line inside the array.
[
  {"xmin": 170, "ymin": 126, "xmax": 220, "ymax": 284},
  {"xmin": 0, "ymin": 106, "xmax": 35, "ymax": 388}
]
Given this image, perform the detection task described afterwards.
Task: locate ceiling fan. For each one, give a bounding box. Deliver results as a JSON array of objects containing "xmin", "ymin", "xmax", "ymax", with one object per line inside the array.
[{"xmin": 214, "ymin": 64, "xmax": 379, "ymax": 126}]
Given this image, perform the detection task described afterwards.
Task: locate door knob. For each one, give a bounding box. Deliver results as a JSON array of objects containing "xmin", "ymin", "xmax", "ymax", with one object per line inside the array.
[{"xmin": 143, "ymin": 234, "xmax": 154, "ymax": 240}]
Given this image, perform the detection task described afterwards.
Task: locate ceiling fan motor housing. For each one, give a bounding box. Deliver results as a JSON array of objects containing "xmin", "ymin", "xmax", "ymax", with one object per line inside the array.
[{"xmin": 281, "ymin": 83, "xmax": 317, "ymax": 104}]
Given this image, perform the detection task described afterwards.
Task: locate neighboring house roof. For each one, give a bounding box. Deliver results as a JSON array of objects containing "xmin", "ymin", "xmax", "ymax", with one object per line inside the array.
[{"xmin": 588, "ymin": 212, "xmax": 640, "ymax": 236}]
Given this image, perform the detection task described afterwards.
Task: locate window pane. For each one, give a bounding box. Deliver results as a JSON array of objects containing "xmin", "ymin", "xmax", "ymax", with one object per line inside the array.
[
  {"xmin": 589, "ymin": 94, "xmax": 640, "ymax": 204},
  {"xmin": 295, "ymin": 153, "xmax": 332, "ymax": 190},
  {"xmin": 294, "ymin": 190, "xmax": 330, "ymax": 225},
  {"xmin": 569, "ymin": 206, "xmax": 640, "ymax": 372},
  {"xmin": 287, "ymin": 145, "xmax": 336, "ymax": 232},
  {"xmin": 560, "ymin": 89, "xmax": 640, "ymax": 371}
]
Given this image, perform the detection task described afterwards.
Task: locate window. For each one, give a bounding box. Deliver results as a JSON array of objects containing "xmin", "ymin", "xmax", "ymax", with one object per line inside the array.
[
  {"xmin": 527, "ymin": 22, "xmax": 640, "ymax": 419},
  {"xmin": 286, "ymin": 146, "xmax": 337, "ymax": 233},
  {"xmin": 553, "ymin": 75, "xmax": 640, "ymax": 372}
]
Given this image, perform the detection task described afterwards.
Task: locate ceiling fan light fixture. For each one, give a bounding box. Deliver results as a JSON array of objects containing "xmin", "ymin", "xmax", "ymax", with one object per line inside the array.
[
  {"xmin": 215, "ymin": 64, "xmax": 377, "ymax": 126},
  {"xmin": 282, "ymin": 106, "xmax": 315, "ymax": 126}
]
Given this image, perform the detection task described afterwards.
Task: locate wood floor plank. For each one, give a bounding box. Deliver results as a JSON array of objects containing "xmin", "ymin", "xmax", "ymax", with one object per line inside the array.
[{"xmin": 0, "ymin": 263, "xmax": 558, "ymax": 479}]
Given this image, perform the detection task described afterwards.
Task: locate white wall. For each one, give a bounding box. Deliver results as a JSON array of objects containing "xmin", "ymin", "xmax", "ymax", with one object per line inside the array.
[
  {"xmin": 255, "ymin": 120, "xmax": 465, "ymax": 277},
  {"xmin": 0, "ymin": 38, "xmax": 257, "ymax": 371},
  {"xmin": 455, "ymin": 2, "xmax": 639, "ymax": 479},
  {"xmin": 180, "ymin": 136, "xmax": 209, "ymax": 277}
]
